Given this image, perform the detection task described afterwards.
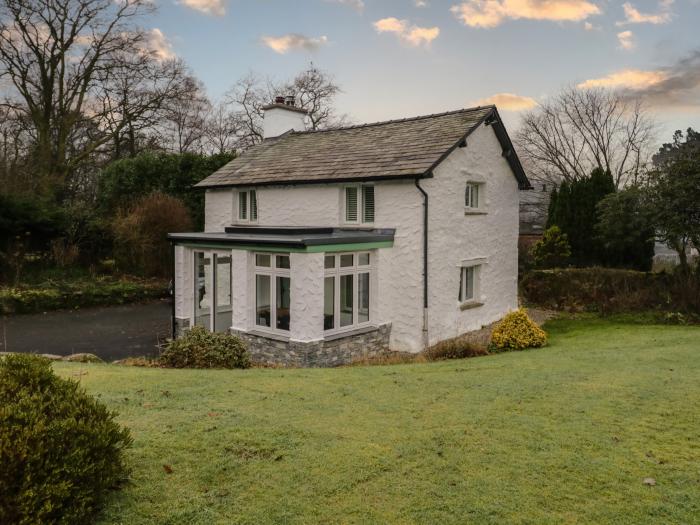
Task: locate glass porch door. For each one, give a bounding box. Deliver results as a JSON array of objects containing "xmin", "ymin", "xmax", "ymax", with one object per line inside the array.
[{"xmin": 194, "ymin": 251, "xmax": 232, "ymax": 333}]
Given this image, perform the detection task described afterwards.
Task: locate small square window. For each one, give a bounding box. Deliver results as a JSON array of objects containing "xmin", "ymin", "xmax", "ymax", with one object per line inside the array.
[
  {"xmin": 276, "ymin": 255, "xmax": 290, "ymax": 269},
  {"xmin": 358, "ymin": 253, "xmax": 370, "ymax": 266},
  {"xmin": 324, "ymin": 255, "xmax": 336, "ymax": 269},
  {"xmin": 340, "ymin": 254, "xmax": 354, "ymax": 267},
  {"xmin": 256, "ymin": 254, "xmax": 271, "ymax": 267}
]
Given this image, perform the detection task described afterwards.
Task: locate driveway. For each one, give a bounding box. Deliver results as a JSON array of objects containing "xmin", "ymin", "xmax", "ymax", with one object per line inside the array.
[{"xmin": 0, "ymin": 300, "xmax": 171, "ymax": 362}]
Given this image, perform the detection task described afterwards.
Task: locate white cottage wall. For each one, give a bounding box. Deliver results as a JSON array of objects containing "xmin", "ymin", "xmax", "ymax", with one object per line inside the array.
[
  {"xmin": 423, "ymin": 123, "xmax": 519, "ymax": 344},
  {"xmin": 204, "ymin": 190, "xmax": 233, "ymax": 231}
]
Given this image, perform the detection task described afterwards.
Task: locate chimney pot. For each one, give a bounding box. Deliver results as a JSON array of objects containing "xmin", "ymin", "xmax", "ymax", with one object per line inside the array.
[{"xmin": 284, "ymin": 95, "xmax": 295, "ymax": 107}]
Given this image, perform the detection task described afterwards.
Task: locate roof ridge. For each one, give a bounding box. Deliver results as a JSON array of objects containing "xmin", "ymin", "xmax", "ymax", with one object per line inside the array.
[{"xmin": 298, "ymin": 105, "xmax": 496, "ymax": 134}]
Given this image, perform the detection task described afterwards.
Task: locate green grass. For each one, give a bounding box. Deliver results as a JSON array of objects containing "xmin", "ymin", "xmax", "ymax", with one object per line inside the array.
[{"xmin": 54, "ymin": 318, "xmax": 700, "ymax": 524}]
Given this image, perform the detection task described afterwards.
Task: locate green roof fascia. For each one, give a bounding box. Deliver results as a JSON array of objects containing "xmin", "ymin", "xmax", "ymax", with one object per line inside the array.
[{"xmin": 176, "ymin": 240, "xmax": 393, "ymax": 253}]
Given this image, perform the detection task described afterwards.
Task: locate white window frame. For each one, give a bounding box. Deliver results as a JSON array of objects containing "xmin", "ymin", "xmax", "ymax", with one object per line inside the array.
[
  {"xmin": 253, "ymin": 253, "xmax": 291, "ymax": 334},
  {"xmin": 464, "ymin": 182, "xmax": 485, "ymax": 213},
  {"xmin": 458, "ymin": 258, "xmax": 486, "ymax": 307},
  {"xmin": 324, "ymin": 251, "xmax": 373, "ymax": 334},
  {"xmin": 236, "ymin": 189, "xmax": 258, "ymax": 223},
  {"xmin": 343, "ymin": 185, "xmax": 375, "ymax": 225}
]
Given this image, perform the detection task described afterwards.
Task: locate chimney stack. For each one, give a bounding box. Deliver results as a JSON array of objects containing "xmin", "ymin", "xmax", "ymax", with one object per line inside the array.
[{"xmin": 262, "ymin": 95, "xmax": 307, "ymax": 139}]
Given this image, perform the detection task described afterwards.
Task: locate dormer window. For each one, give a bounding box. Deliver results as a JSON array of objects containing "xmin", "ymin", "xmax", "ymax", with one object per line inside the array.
[
  {"xmin": 237, "ymin": 190, "xmax": 257, "ymax": 222},
  {"xmin": 344, "ymin": 185, "xmax": 374, "ymax": 224}
]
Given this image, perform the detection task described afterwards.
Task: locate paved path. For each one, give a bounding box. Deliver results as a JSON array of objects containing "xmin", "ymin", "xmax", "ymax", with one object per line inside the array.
[{"xmin": 0, "ymin": 301, "xmax": 171, "ymax": 362}]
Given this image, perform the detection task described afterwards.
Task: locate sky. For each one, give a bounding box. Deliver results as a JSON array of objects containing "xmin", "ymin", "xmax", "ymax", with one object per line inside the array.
[{"xmin": 146, "ymin": 0, "xmax": 700, "ymax": 142}]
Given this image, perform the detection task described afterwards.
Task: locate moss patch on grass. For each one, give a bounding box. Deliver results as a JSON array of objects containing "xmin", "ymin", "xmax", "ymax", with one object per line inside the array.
[{"xmin": 54, "ymin": 318, "xmax": 700, "ymax": 524}]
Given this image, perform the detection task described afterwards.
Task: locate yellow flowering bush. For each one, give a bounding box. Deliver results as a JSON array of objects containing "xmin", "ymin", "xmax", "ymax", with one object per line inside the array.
[{"xmin": 490, "ymin": 309, "xmax": 547, "ymax": 352}]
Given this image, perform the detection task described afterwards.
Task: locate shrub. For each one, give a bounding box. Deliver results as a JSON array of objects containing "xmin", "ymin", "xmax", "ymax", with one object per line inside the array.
[
  {"xmin": 530, "ymin": 226, "xmax": 571, "ymax": 269},
  {"xmin": 0, "ymin": 355, "xmax": 132, "ymax": 524},
  {"xmin": 161, "ymin": 326, "xmax": 251, "ymax": 369},
  {"xmin": 490, "ymin": 309, "xmax": 547, "ymax": 352},
  {"xmin": 425, "ymin": 338, "xmax": 489, "ymax": 361},
  {"xmin": 113, "ymin": 192, "xmax": 193, "ymax": 277}
]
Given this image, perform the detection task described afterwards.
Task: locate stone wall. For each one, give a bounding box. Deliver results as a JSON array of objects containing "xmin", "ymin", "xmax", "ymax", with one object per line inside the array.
[{"xmin": 230, "ymin": 323, "xmax": 391, "ymax": 367}]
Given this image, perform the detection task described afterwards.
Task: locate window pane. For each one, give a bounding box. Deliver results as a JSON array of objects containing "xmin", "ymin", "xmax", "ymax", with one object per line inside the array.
[
  {"xmin": 214, "ymin": 255, "xmax": 232, "ymax": 333},
  {"xmin": 340, "ymin": 274, "xmax": 354, "ymax": 327},
  {"xmin": 458, "ymin": 267, "xmax": 464, "ymax": 302},
  {"xmin": 362, "ymin": 186, "xmax": 375, "ymax": 223},
  {"xmin": 324, "ymin": 276, "xmax": 335, "ymax": 331},
  {"xmin": 255, "ymin": 274, "xmax": 271, "ymax": 327},
  {"xmin": 239, "ymin": 192, "xmax": 247, "ymax": 220},
  {"xmin": 465, "ymin": 184, "xmax": 471, "ymax": 208},
  {"xmin": 276, "ymin": 276, "xmax": 291, "ymax": 331},
  {"xmin": 471, "ymin": 185, "xmax": 479, "ymax": 208},
  {"xmin": 340, "ymin": 254, "xmax": 354, "ymax": 267},
  {"xmin": 250, "ymin": 190, "xmax": 257, "ymax": 221},
  {"xmin": 276, "ymin": 255, "xmax": 290, "ymax": 269},
  {"xmin": 358, "ymin": 253, "xmax": 370, "ymax": 266},
  {"xmin": 255, "ymin": 254, "xmax": 271, "ymax": 267},
  {"xmin": 345, "ymin": 187, "xmax": 358, "ymax": 222},
  {"xmin": 358, "ymin": 272, "xmax": 369, "ymax": 323},
  {"xmin": 324, "ymin": 255, "xmax": 335, "ymax": 269},
  {"xmin": 465, "ymin": 267, "xmax": 475, "ymax": 301}
]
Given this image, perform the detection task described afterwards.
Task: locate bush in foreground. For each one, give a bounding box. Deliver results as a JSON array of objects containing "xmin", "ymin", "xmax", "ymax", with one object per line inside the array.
[
  {"xmin": 161, "ymin": 326, "xmax": 251, "ymax": 369},
  {"xmin": 425, "ymin": 338, "xmax": 489, "ymax": 361},
  {"xmin": 0, "ymin": 355, "xmax": 132, "ymax": 525},
  {"xmin": 490, "ymin": 309, "xmax": 547, "ymax": 352}
]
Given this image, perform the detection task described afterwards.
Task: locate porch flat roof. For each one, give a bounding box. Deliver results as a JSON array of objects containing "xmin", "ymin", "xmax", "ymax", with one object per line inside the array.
[{"xmin": 167, "ymin": 226, "xmax": 395, "ymax": 252}]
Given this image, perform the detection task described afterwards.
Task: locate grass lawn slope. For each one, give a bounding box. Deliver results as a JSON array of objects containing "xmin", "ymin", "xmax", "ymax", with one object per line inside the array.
[{"xmin": 54, "ymin": 318, "xmax": 700, "ymax": 524}]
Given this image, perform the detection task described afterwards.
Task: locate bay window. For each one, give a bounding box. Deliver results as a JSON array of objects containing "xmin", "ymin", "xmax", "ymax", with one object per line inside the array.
[
  {"xmin": 255, "ymin": 253, "xmax": 290, "ymax": 332},
  {"xmin": 324, "ymin": 252, "xmax": 372, "ymax": 332}
]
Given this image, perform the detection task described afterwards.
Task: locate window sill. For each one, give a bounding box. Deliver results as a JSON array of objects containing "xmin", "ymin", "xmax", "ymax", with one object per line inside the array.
[
  {"xmin": 248, "ymin": 329, "xmax": 290, "ymax": 342},
  {"xmin": 464, "ymin": 209, "xmax": 487, "ymax": 216},
  {"xmin": 323, "ymin": 324, "xmax": 378, "ymax": 341},
  {"xmin": 459, "ymin": 301, "xmax": 484, "ymax": 311}
]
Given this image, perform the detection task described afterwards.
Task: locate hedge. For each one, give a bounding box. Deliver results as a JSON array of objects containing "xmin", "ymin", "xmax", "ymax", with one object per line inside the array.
[
  {"xmin": 0, "ymin": 277, "xmax": 168, "ymax": 314},
  {"xmin": 520, "ymin": 268, "xmax": 699, "ymax": 314}
]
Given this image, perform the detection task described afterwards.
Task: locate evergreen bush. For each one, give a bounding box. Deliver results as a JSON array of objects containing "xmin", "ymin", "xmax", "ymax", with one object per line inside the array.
[{"xmin": 162, "ymin": 326, "xmax": 251, "ymax": 369}]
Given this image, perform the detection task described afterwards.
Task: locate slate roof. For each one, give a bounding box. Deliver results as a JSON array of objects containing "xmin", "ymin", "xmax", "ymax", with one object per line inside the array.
[{"xmin": 196, "ymin": 106, "xmax": 531, "ymax": 189}]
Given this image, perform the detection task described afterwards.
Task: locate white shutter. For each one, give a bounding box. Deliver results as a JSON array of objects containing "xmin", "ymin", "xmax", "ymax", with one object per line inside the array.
[
  {"xmin": 362, "ymin": 186, "xmax": 375, "ymax": 223},
  {"xmin": 250, "ymin": 190, "xmax": 257, "ymax": 221},
  {"xmin": 239, "ymin": 191, "xmax": 247, "ymax": 220},
  {"xmin": 345, "ymin": 187, "xmax": 358, "ymax": 222}
]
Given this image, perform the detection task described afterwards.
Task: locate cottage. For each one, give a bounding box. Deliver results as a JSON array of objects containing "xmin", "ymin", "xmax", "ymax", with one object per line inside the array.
[{"xmin": 169, "ymin": 99, "xmax": 531, "ymax": 366}]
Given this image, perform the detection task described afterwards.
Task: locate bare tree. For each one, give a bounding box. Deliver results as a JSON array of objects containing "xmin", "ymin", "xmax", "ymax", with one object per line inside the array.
[
  {"xmin": 515, "ymin": 87, "xmax": 656, "ymax": 188},
  {"xmin": 158, "ymin": 74, "xmax": 211, "ymax": 153},
  {"xmin": 205, "ymin": 101, "xmax": 240, "ymax": 155},
  {"xmin": 224, "ymin": 65, "xmax": 347, "ymax": 151},
  {"xmin": 0, "ymin": 0, "xmax": 182, "ymax": 197}
]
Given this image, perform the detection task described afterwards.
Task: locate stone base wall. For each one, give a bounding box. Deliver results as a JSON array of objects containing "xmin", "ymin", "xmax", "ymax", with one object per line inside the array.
[
  {"xmin": 230, "ymin": 323, "xmax": 392, "ymax": 367},
  {"xmin": 174, "ymin": 317, "xmax": 190, "ymax": 338}
]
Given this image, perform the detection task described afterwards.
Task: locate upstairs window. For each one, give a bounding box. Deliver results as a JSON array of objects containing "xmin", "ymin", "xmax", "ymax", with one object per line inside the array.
[
  {"xmin": 237, "ymin": 190, "xmax": 257, "ymax": 222},
  {"xmin": 465, "ymin": 183, "xmax": 480, "ymax": 210},
  {"xmin": 344, "ymin": 185, "xmax": 375, "ymax": 224}
]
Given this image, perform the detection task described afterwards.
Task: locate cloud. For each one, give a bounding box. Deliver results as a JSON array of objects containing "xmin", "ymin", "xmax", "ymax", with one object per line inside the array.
[
  {"xmin": 178, "ymin": 0, "xmax": 226, "ymax": 16},
  {"xmin": 473, "ymin": 93, "xmax": 537, "ymax": 111},
  {"xmin": 373, "ymin": 17, "xmax": 440, "ymax": 46},
  {"xmin": 324, "ymin": 0, "xmax": 364, "ymax": 11},
  {"xmin": 450, "ymin": 0, "xmax": 601, "ymax": 28},
  {"xmin": 617, "ymin": 30, "xmax": 635, "ymax": 50},
  {"xmin": 578, "ymin": 51, "xmax": 700, "ymax": 110},
  {"xmin": 578, "ymin": 69, "xmax": 668, "ymax": 90},
  {"xmin": 261, "ymin": 34, "xmax": 329, "ymax": 54},
  {"xmin": 584, "ymin": 21, "xmax": 601, "ymax": 30},
  {"xmin": 136, "ymin": 29, "xmax": 176, "ymax": 61},
  {"xmin": 616, "ymin": 1, "xmax": 673, "ymax": 26},
  {"xmin": 415, "ymin": 0, "xmax": 429, "ymax": 6}
]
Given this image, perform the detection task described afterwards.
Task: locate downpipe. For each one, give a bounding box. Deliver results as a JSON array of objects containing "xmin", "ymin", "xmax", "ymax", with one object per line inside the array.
[{"xmin": 414, "ymin": 177, "xmax": 429, "ymax": 351}]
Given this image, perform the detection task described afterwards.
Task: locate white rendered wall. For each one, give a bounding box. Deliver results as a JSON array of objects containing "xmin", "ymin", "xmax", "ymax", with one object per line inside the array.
[
  {"xmin": 263, "ymin": 107, "xmax": 307, "ymax": 139},
  {"xmin": 423, "ymin": 123, "xmax": 519, "ymax": 344},
  {"xmin": 230, "ymin": 250, "xmax": 249, "ymax": 332},
  {"xmin": 174, "ymin": 245, "xmax": 192, "ymax": 320},
  {"xmin": 289, "ymin": 252, "xmax": 325, "ymax": 342},
  {"xmin": 204, "ymin": 190, "xmax": 232, "ymax": 231}
]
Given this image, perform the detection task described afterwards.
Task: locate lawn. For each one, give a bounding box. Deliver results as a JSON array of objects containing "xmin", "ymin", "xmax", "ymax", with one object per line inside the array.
[{"xmin": 54, "ymin": 318, "xmax": 700, "ymax": 524}]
